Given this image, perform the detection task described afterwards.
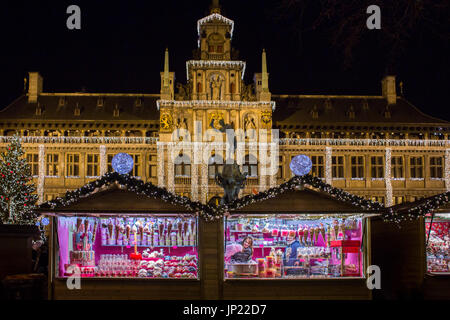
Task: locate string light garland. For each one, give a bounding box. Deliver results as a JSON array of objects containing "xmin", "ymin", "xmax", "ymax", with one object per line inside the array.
[
  {"xmin": 325, "ymin": 147, "xmax": 332, "ymax": 185},
  {"xmin": 382, "ymin": 192, "xmax": 450, "ymax": 224},
  {"xmin": 37, "ymin": 171, "xmax": 386, "ymax": 222}
]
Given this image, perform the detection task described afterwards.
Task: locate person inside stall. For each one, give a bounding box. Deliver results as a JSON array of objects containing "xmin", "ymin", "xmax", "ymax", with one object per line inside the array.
[
  {"xmin": 230, "ymin": 236, "xmax": 254, "ymax": 263},
  {"xmin": 284, "ymin": 234, "xmax": 301, "ymax": 274}
]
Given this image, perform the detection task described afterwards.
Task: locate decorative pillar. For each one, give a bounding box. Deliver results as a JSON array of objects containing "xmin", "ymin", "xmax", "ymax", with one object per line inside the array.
[
  {"xmin": 385, "ymin": 148, "xmax": 393, "ymax": 207},
  {"xmin": 157, "ymin": 142, "xmax": 165, "ymax": 188},
  {"xmin": 99, "ymin": 145, "xmax": 107, "ymax": 176},
  {"xmin": 445, "ymin": 149, "xmax": 450, "ymax": 191},
  {"xmin": 38, "ymin": 144, "xmax": 45, "ymax": 204},
  {"xmin": 325, "ymin": 146, "xmax": 332, "ymax": 185}
]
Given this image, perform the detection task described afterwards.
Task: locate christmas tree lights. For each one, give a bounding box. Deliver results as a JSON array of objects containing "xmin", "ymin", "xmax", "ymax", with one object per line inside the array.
[{"xmin": 0, "ymin": 135, "xmax": 39, "ymax": 224}]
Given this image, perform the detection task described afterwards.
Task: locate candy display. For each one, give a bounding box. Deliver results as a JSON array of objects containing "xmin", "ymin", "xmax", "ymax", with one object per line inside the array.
[
  {"xmin": 426, "ymin": 214, "xmax": 450, "ymax": 273},
  {"xmin": 57, "ymin": 216, "xmax": 199, "ymax": 279},
  {"xmin": 224, "ymin": 215, "xmax": 364, "ymax": 279}
]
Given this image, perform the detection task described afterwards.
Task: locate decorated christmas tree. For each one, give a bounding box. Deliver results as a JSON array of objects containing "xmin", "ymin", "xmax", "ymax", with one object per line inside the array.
[{"xmin": 0, "ymin": 135, "xmax": 39, "ymax": 224}]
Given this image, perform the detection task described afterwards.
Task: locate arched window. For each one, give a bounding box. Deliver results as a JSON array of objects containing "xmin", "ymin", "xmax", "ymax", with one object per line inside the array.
[
  {"xmin": 208, "ymin": 154, "xmax": 223, "ymax": 178},
  {"xmin": 174, "ymin": 153, "xmax": 191, "ymax": 177},
  {"xmin": 243, "ymin": 154, "xmax": 258, "ymax": 177}
]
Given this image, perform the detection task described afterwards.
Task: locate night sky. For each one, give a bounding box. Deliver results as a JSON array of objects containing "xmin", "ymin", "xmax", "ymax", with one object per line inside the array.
[{"xmin": 0, "ymin": 0, "xmax": 449, "ymax": 121}]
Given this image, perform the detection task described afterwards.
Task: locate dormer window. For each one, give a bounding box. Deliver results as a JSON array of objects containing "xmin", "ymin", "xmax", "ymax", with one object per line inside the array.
[
  {"xmin": 324, "ymin": 99, "xmax": 332, "ymax": 110},
  {"xmin": 135, "ymin": 98, "xmax": 142, "ymax": 107},
  {"xmin": 348, "ymin": 106, "xmax": 355, "ymax": 119},
  {"xmin": 97, "ymin": 97, "xmax": 104, "ymax": 107},
  {"xmin": 58, "ymin": 97, "xmax": 65, "ymax": 107},
  {"xmin": 311, "ymin": 105, "xmax": 319, "ymax": 119},
  {"xmin": 113, "ymin": 104, "xmax": 120, "ymax": 117},
  {"xmin": 35, "ymin": 103, "xmax": 43, "ymax": 116},
  {"xmin": 74, "ymin": 103, "xmax": 81, "ymax": 116},
  {"xmin": 217, "ymin": 45, "xmax": 223, "ymax": 53},
  {"xmin": 208, "ymin": 45, "xmax": 214, "ymax": 52}
]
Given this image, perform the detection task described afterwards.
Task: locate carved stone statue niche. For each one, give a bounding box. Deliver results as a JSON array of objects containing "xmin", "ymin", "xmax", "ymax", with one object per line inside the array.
[
  {"xmin": 209, "ymin": 73, "xmax": 224, "ymax": 100},
  {"xmin": 209, "ymin": 119, "xmax": 247, "ymax": 205},
  {"xmin": 175, "ymin": 82, "xmax": 192, "ymax": 101}
]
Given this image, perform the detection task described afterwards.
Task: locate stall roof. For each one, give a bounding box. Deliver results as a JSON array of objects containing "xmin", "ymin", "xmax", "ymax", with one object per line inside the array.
[
  {"xmin": 37, "ymin": 184, "xmax": 197, "ymax": 215},
  {"xmin": 230, "ymin": 187, "xmax": 381, "ymax": 214},
  {"xmin": 391, "ymin": 191, "xmax": 450, "ymax": 215}
]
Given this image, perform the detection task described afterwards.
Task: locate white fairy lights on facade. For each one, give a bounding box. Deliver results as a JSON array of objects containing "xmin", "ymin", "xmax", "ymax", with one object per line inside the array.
[
  {"xmin": 157, "ymin": 99, "xmax": 275, "ymax": 111},
  {"xmin": 446, "ymin": 149, "xmax": 450, "ymax": 192},
  {"xmin": 38, "ymin": 144, "xmax": 45, "ymax": 204},
  {"xmin": 157, "ymin": 142, "xmax": 165, "ymax": 188},
  {"xmin": 325, "ymin": 147, "xmax": 332, "ymax": 185},
  {"xmin": 99, "ymin": 145, "xmax": 107, "ymax": 176},
  {"xmin": 197, "ymin": 13, "xmax": 235, "ymax": 39},
  {"xmin": 385, "ymin": 148, "xmax": 393, "ymax": 207}
]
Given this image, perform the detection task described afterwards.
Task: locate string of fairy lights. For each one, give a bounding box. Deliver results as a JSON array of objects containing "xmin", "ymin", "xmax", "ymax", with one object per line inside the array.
[{"xmin": 38, "ymin": 171, "xmax": 386, "ymax": 222}]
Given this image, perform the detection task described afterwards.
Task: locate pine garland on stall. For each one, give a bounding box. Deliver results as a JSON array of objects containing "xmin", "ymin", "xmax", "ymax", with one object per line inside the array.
[
  {"xmin": 39, "ymin": 172, "xmax": 384, "ymax": 221},
  {"xmin": 0, "ymin": 135, "xmax": 39, "ymax": 224}
]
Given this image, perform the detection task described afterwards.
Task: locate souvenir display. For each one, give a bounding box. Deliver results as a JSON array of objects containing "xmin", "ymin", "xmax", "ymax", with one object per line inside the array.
[
  {"xmin": 57, "ymin": 216, "xmax": 198, "ymax": 279},
  {"xmin": 224, "ymin": 215, "xmax": 364, "ymax": 279},
  {"xmin": 426, "ymin": 214, "xmax": 450, "ymax": 273}
]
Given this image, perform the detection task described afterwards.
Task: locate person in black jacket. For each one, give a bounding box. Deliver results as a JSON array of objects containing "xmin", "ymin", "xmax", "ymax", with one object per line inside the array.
[{"xmin": 231, "ymin": 236, "xmax": 254, "ymax": 263}]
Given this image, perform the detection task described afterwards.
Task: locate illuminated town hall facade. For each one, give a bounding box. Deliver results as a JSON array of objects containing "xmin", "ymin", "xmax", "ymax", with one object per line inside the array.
[{"xmin": 0, "ymin": 3, "xmax": 449, "ymax": 207}]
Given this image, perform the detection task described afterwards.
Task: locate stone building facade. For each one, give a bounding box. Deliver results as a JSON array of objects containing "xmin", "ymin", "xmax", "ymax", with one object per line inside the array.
[{"xmin": 0, "ymin": 2, "xmax": 449, "ymax": 206}]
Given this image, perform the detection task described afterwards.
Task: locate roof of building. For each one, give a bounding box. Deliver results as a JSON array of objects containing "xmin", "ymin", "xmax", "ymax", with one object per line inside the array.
[
  {"xmin": 0, "ymin": 94, "xmax": 160, "ymax": 122},
  {"xmin": 272, "ymin": 95, "xmax": 449, "ymax": 127}
]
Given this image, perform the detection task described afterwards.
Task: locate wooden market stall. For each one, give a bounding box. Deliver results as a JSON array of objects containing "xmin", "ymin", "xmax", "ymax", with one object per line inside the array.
[
  {"xmin": 37, "ymin": 177, "xmax": 219, "ymax": 300},
  {"xmin": 383, "ymin": 195, "xmax": 450, "ymax": 300},
  {"xmin": 219, "ymin": 186, "xmax": 380, "ymax": 300}
]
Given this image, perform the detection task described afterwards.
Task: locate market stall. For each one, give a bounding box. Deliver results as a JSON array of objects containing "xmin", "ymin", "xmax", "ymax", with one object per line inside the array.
[
  {"xmin": 221, "ymin": 187, "xmax": 379, "ymax": 300},
  {"xmin": 379, "ymin": 193, "xmax": 450, "ymax": 300},
  {"xmin": 37, "ymin": 173, "xmax": 209, "ymax": 300}
]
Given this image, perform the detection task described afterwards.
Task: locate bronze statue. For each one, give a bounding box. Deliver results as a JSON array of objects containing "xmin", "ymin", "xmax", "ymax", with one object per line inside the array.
[{"xmin": 209, "ymin": 119, "xmax": 247, "ymax": 205}]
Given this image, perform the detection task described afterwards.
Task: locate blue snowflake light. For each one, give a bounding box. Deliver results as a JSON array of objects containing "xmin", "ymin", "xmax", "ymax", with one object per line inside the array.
[
  {"xmin": 112, "ymin": 153, "xmax": 134, "ymax": 175},
  {"xmin": 290, "ymin": 154, "xmax": 312, "ymax": 176},
  {"xmin": 41, "ymin": 217, "xmax": 50, "ymax": 226}
]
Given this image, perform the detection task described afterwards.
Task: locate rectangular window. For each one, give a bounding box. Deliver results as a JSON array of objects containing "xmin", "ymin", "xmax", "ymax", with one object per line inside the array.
[
  {"xmin": 425, "ymin": 214, "xmax": 450, "ymax": 274},
  {"xmin": 26, "ymin": 153, "xmax": 39, "ymax": 176},
  {"xmin": 351, "ymin": 156, "xmax": 364, "ymax": 178},
  {"xmin": 410, "ymin": 156, "xmax": 423, "ymax": 178},
  {"xmin": 149, "ymin": 154, "xmax": 157, "ymax": 178},
  {"xmin": 371, "ymin": 196, "xmax": 385, "ymax": 204},
  {"xmin": 429, "ymin": 156, "xmax": 443, "ymax": 178},
  {"xmin": 107, "ymin": 154, "xmax": 114, "ymax": 173},
  {"xmin": 224, "ymin": 215, "xmax": 365, "ymax": 279},
  {"xmin": 55, "ymin": 216, "xmax": 199, "ymax": 279},
  {"xmin": 277, "ymin": 156, "xmax": 284, "ymax": 179},
  {"xmin": 216, "ymin": 45, "xmax": 223, "ymax": 53},
  {"xmin": 391, "ymin": 156, "xmax": 404, "ymax": 178},
  {"xmin": 311, "ymin": 156, "xmax": 324, "ymax": 178},
  {"xmin": 332, "ymin": 156, "xmax": 344, "ymax": 178},
  {"xmin": 393, "ymin": 196, "xmax": 404, "ymax": 205},
  {"xmin": 86, "ymin": 154, "xmax": 99, "ymax": 177},
  {"xmin": 46, "ymin": 154, "xmax": 59, "ymax": 176},
  {"xmin": 371, "ymin": 156, "xmax": 384, "ymax": 178},
  {"xmin": 130, "ymin": 154, "xmax": 141, "ymax": 177},
  {"xmin": 66, "ymin": 153, "xmax": 80, "ymax": 177}
]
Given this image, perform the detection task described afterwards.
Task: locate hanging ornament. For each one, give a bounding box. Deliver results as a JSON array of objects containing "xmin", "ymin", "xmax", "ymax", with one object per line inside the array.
[
  {"xmin": 111, "ymin": 153, "xmax": 134, "ymax": 175},
  {"xmin": 290, "ymin": 154, "xmax": 312, "ymax": 176}
]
